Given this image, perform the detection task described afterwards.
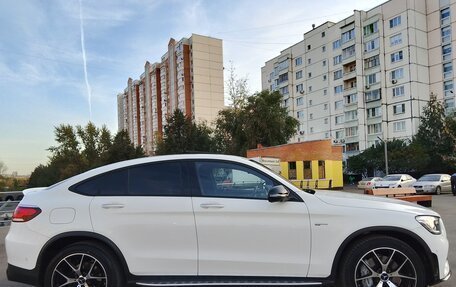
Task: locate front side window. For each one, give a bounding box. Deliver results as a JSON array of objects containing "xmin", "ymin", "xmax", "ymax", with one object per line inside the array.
[{"xmin": 195, "ymin": 161, "xmax": 275, "ymax": 200}]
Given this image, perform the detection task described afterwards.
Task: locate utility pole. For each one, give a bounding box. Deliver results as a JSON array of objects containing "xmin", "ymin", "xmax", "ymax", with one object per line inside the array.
[{"xmin": 377, "ymin": 136, "xmax": 389, "ymax": 175}]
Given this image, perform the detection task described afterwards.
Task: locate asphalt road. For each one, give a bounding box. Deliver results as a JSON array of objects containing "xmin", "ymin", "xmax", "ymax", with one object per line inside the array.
[{"xmin": 0, "ymin": 192, "xmax": 455, "ymax": 287}]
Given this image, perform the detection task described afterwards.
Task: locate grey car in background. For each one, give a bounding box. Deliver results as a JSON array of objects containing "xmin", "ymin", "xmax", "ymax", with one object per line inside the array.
[
  {"xmin": 413, "ymin": 174, "xmax": 451, "ymax": 194},
  {"xmin": 357, "ymin": 177, "xmax": 382, "ymax": 190}
]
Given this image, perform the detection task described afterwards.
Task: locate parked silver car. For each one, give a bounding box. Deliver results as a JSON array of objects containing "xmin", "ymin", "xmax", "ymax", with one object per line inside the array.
[
  {"xmin": 413, "ymin": 174, "xmax": 451, "ymax": 194},
  {"xmin": 357, "ymin": 177, "xmax": 382, "ymax": 189},
  {"xmin": 374, "ymin": 174, "xmax": 416, "ymax": 188}
]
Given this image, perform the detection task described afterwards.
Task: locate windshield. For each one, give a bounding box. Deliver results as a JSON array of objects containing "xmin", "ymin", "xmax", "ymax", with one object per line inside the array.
[
  {"xmin": 382, "ymin": 176, "xmax": 401, "ymax": 181},
  {"xmin": 418, "ymin": 175, "xmax": 441, "ymax": 181}
]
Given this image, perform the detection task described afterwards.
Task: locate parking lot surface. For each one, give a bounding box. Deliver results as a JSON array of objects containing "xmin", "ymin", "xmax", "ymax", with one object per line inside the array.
[{"xmin": 0, "ymin": 192, "xmax": 454, "ymax": 287}]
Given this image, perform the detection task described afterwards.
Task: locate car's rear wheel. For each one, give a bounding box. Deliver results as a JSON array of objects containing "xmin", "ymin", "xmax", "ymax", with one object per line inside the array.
[
  {"xmin": 44, "ymin": 241, "xmax": 124, "ymax": 287},
  {"xmin": 339, "ymin": 235, "xmax": 425, "ymax": 287},
  {"xmin": 435, "ymin": 186, "xmax": 441, "ymax": 195}
]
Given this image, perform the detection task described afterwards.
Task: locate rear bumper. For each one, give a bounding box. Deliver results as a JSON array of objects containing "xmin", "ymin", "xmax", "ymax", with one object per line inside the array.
[{"xmin": 7, "ymin": 264, "xmax": 39, "ymax": 286}]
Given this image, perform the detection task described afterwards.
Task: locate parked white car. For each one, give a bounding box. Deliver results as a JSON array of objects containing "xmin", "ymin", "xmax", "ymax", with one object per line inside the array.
[
  {"xmin": 413, "ymin": 174, "xmax": 452, "ymax": 194},
  {"xmin": 357, "ymin": 177, "xmax": 382, "ymax": 190},
  {"xmin": 6, "ymin": 155, "xmax": 450, "ymax": 287},
  {"xmin": 374, "ymin": 174, "xmax": 417, "ymax": 189}
]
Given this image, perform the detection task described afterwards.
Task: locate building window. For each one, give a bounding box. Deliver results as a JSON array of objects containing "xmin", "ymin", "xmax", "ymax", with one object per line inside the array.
[
  {"xmin": 334, "ymin": 85, "xmax": 343, "ymax": 94},
  {"xmin": 391, "ymin": 68, "xmax": 404, "ymax": 80},
  {"xmin": 345, "ymin": 110, "xmax": 358, "ymax": 121},
  {"xmin": 307, "ymin": 45, "xmax": 311, "ymax": 50},
  {"xmin": 324, "ymin": 103, "xmax": 328, "ymax": 110},
  {"xmin": 288, "ymin": 162, "xmax": 297, "ymax": 180},
  {"xmin": 297, "ymin": 110, "xmax": 305, "ymax": 119},
  {"xmin": 365, "ymin": 73, "xmax": 378, "ymax": 85},
  {"xmin": 333, "ymin": 55, "xmax": 342, "ymax": 65},
  {"xmin": 393, "ymin": 86, "xmax": 405, "ymax": 97},
  {"xmin": 333, "ymin": 39, "xmax": 341, "ymax": 50},
  {"xmin": 310, "ymin": 127, "xmax": 314, "ymax": 133},
  {"xmin": 323, "ymin": 89, "xmax": 327, "ymax": 96},
  {"xmin": 363, "ymin": 21, "xmax": 378, "ymax": 36},
  {"xmin": 390, "ymin": 15, "xmax": 401, "ymax": 28},
  {"xmin": 393, "ymin": 121, "xmax": 406, "ymax": 132},
  {"xmin": 335, "ymin": 115, "xmax": 344, "ymax": 125},
  {"xmin": 324, "ymin": 118, "xmax": 328, "ymax": 124},
  {"xmin": 308, "ymin": 86, "xmax": 312, "ymax": 92},
  {"xmin": 308, "ymin": 72, "xmax": 312, "ymax": 78},
  {"xmin": 345, "ymin": 126, "xmax": 358, "ymax": 137},
  {"xmin": 393, "ymin": 103, "xmax": 406, "ymax": 114},
  {"xmin": 443, "ymin": 62, "xmax": 453, "ymax": 79},
  {"xmin": 322, "ymin": 31, "xmax": 326, "ymax": 37},
  {"xmin": 322, "ymin": 45, "xmax": 326, "ymax": 52},
  {"xmin": 365, "ymin": 89, "xmax": 381, "ymax": 102},
  {"xmin": 279, "ymin": 86, "xmax": 289, "ymax": 95},
  {"xmin": 283, "ymin": 98, "xmax": 289, "ymax": 107},
  {"xmin": 341, "ymin": 29, "xmax": 355, "ymax": 43},
  {"xmin": 296, "ymin": 97, "xmax": 304, "ymax": 106},
  {"xmin": 295, "ymin": 57, "xmax": 302, "ymax": 66},
  {"xmin": 335, "ymin": 100, "xmax": 343, "ymax": 110},
  {"xmin": 303, "ymin": 161, "xmax": 312, "ymax": 179},
  {"xmin": 442, "ymin": 26, "xmax": 451, "ymax": 43},
  {"xmin": 367, "ymin": 123, "xmax": 382, "ymax": 134},
  {"xmin": 342, "ymin": 45, "xmax": 356, "ymax": 59},
  {"xmin": 323, "ymin": 75, "xmax": 327, "ymax": 81},
  {"xmin": 364, "ymin": 38, "xmax": 379, "ymax": 52},
  {"xmin": 444, "ymin": 80, "xmax": 453, "ymax": 94},
  {"xmin": 335, "ymin": 130, "xmax": 344, "ymax": 139},
  {"xmin": 346, "ymin": 142, "xmax": 359, "ymax": 152},
  {"xmin": 391, "ymin": 51, "xmax": 403, "ymax": 63},
  {"xmin": 344, "ymin": 93, "xmax": 357, "ymax": 105},
  {"xmin": 445, "ymin": 98, "xmax": 455, "ymax": 109},
  {"xmin": 334, "ymin": 69, "xmax": 343, "ymax": 80},
  {"xmin": 278, "ymin": 73, "xmax": 288, "ymax": 84},
  {"xmin": 318, "ymin": 160, "xmax": 326, "ymax": 179},
  {"xmin": 309, "ymin": 113, "xmax": 313, "ymax": 119},
  {"xmin": 367, "ymin": 106, "xmax": 382, "ymax": 118},
  {"xmin": 308, "ymin": 58, "xmax": 311, "ymax": 64},
  {"xmin": 390, "ymin": 33, "xmax": 402, "ymax": 46},
  {"xmin": 296, "ymin": 70, "xmax": 303, "ymax": 79},
  {"xmin": 309, "ymin": 100, "xmax": 313, "ymax": 106},
  {"xmin": 442, "ymin": 44, "xmax": 452, "ymax": 61},
  {"xmin": 364, "ymin": 55, "xmax": 380, "ymax": 69},
  {"xmin": 441, "ymin": 7, "xmax": 451, "ymax": 25},
  {"xmin": 322, "ymin": 60, "xmax": 327, "ymax": 66}
]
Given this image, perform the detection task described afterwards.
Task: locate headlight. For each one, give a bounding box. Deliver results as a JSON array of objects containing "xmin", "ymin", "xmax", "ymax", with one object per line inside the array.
[{"xmin": 416, "ymin": 215, "xmax": 442, "ymax": 235}]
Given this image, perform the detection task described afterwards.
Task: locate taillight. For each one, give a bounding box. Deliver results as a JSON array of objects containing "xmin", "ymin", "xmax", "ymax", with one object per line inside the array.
[{"xmin": 12, "ymin": 206, "xmax": 42, "ymax": 222}]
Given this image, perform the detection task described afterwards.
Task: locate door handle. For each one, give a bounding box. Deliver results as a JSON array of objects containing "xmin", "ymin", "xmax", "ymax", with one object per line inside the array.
[
  {"xmin": 200, "ymin": 202, "xmax": 225, "ymax": 209},
  {"xmin": 102, "ymin": 203, "xmax": 125, "ymax": 209}
]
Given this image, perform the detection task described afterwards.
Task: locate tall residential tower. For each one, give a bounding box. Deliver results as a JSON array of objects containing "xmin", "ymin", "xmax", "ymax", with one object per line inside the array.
[
  {"xmin": 117, "ymin": 34, "xmax": 224, "ymax": 154},
  {"xmin": 262, "ymin": 0, "xmax": 455, "ymax": 160}
]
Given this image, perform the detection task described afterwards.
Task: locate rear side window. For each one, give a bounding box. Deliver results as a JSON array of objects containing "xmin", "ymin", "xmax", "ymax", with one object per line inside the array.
[
  {"xmin": 72, "ymin": 168, "xmax": 128, "ymax": 196},
  {"xmin": 129, "ymin": 162, "xmax": 184, "ymax": 196},
  {"xmin": 70, "ymin": 161, "xmax": 186, "ymax": 196}
]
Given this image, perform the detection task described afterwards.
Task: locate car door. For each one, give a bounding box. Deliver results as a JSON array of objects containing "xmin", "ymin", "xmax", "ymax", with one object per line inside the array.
[
  {"xmin": 191, "ymin": 160, "xmax": 311, "ymax": 277},
  {"xmin": 88, "ymin": 161, "xmax": 197, "ymax": 276},
  {"xmin": 442, "ymin": 175, "xmax": 452, "ymax": 192}
]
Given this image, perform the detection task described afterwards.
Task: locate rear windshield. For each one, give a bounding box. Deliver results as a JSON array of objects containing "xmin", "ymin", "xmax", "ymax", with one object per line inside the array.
[
  {"xmin": 382, "ymin": 176, "xmax": 401, "ymax": 181},
  {"xmin": 418, "ymin": 175, "xmax": 441, "ymax": 181}
]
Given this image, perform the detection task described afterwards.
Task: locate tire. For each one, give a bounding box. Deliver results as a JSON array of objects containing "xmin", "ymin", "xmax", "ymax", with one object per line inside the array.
[
  {"xmin": 338, "ymin": 235, "xmax": 426, "ymax": 287},
  {"xmin": 44, "ymin": 241, "xmax": 125, "ymax": 287},
  {"xmin": 435, "ymin": 186, "xmax": 441, "ymax": 195}
]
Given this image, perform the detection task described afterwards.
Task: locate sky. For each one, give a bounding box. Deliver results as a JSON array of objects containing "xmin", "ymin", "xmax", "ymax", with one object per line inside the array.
[{"xmin": 0, "ymin": 0, "xmax": 387, "ymax": 175}]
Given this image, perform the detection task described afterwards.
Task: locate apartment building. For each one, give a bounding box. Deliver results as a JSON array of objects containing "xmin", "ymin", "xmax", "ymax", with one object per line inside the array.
[
  {"xmin": 117, "ymin": 34, "xmax": 224, "ymax": 154},
  {"xmin": 261, "ymin": 0, "xmax": 455, "ymax": 160}
]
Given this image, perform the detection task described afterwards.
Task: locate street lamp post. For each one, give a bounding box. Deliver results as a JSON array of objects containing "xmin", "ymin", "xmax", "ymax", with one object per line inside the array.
[{"xmin": 377, "ymin": 136, "xmax": 389, "ymax": 176}]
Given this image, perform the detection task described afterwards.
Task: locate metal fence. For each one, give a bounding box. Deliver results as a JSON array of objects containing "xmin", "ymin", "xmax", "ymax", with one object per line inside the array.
[{"xmin": 0, "ymin": 192, "xmax": 23, "ymax": 227}]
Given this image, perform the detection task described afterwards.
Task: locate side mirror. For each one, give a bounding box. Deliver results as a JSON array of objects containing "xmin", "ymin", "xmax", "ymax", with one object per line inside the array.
[{"xmin": 268, "ymin": 185, "xmax": 290, "ymax": 203}]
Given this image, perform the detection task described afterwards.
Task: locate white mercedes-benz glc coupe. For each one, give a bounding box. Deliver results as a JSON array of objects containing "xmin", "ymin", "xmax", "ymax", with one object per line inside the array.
[{"xmin": 6, "ymin": 154, "xmax": 450, "ymax": 287}]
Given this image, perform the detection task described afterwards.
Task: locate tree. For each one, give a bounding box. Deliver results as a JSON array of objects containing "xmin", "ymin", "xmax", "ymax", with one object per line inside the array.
[
  {"xmin": 215, "ymin": 90, "xmax": 299, "ymax": 155},
  {"xmin": 226, "ymin": 62, "xmax": 249, "ymax": 109},
  {"xmin": 29, "ymin": 124, "xmax": 145, "ymax": 187},
  {"xmin": 414, "ymin": 94, "xmax": 456, "ymax": 172},
  {"xmin": 155, "ymin": 110, "xmax": 215, "ymax": 155}
]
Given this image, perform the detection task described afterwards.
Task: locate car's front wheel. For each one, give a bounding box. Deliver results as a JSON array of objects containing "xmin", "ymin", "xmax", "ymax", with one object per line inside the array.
[
  {"xmin": 44, "ymin": 241, "xmax": 124, "ymax": 287},
  {"xmin": 435, "ymin": 186, "xmax": 441, "ymax": 195},
  {"xmin": 339, "ymin": 235, "xmax": 426, "ymax": 287}
]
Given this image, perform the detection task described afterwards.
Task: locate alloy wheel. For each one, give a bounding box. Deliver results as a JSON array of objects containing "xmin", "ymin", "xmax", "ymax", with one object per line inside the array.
[
  {"xmin": 354, "ymin": 247, "xmax": 417, "ymax": 287},
  {"xmin": 51, "ymin": 253, "xmax": 108, "ymax": 287}
]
